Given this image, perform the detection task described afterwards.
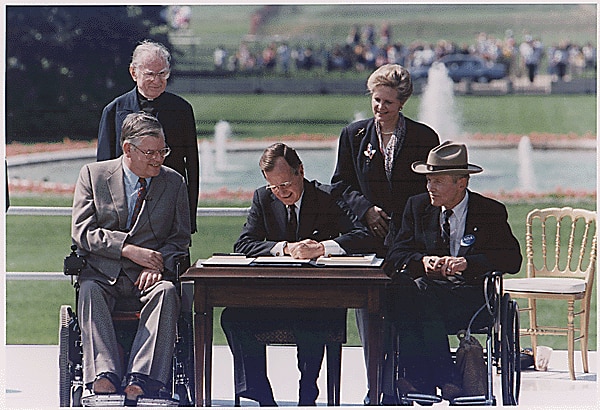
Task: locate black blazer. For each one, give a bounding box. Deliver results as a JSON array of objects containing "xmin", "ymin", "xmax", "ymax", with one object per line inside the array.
[
  {"xmin": 97, "ymin": 87, "xmax": 199, "ymax": 232},
  {"xmin": 234, "ymin": 179, "xmax": 373, "ymax": 256},
  {"xmin": 385, "ymin": 191, "xmax": 522, "ymax": 284},
  {"xmin": 331, "ymin": 117, "xmax": 440, "ymax": 232}
]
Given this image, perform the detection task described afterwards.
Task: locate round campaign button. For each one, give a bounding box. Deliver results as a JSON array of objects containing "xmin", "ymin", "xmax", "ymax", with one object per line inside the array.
[{"xmin": 460, "ymin": 234, "xmax": 476, "ymax": 247}]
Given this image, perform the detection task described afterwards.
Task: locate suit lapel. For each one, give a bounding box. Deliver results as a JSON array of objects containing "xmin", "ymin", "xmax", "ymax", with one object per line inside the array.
[
  {"xmin": 132, "ymin": 169, "xmax": 165, "ymax": 230},
  {"xmin": 422, "ymin": 203, "xmax": 441, "ymax": 254},
  {"xmin": 269, "ymin": 192, "xmax": 288, "ymax": 240},
  {"xmin": 458, "ymin": 194, "xmax": 478, "ymax": 256},
  {"xmin": 130, "ymin": 169, "xmax": 166, "ymax": 233},
  {"xmin": 297, "ymin": 181, "xmax": 318, "ymax": 240},
  {"xmin": 106, "ymin": 162, "xmax": 129, "ymax": 231}
]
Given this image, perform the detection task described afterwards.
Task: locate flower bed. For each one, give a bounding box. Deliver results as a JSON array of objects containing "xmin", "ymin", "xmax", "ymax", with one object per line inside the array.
[{"xmin": 6, "ymin": 134, "xmax": 596, "ymax": 203}]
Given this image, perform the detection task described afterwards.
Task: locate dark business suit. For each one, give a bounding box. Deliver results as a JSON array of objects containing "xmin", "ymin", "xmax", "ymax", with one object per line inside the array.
[
  {"xmin": 384, "ymin": 191, "xmax": 522, "ymax": 390},
  {"xmin": 71, "ymin": 158, "xmax": 191, "ymax": 387},
  {"xmin": 97, "ymin": 87, "xmax": 199, "ymax": 232},
  {"xmin": 221, "ymin": 179, "xmax": 371, "ymax": 404},
  {"xmin": 331, "ymin": 116, "xmax": 439, "ymax": 399},
  {"xmin": 331, "ymin": 117, "xmax": 439, "ymax": 255}
]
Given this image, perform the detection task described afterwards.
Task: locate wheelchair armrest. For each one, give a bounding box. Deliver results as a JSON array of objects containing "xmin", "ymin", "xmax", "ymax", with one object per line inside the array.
[
  {"xmin": 64, "ymin": 244, "xmax": 86, "ymax": 276},
  {"xmin": 174, "ymin": 253, "xmax": 191, "ymax": 281},
  {"xmin": 483, "ymin": 270, "xmax": 504, "ymax": 279}
]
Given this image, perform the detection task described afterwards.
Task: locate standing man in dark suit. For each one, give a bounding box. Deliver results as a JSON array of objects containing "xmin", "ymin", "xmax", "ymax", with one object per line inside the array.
[
  {"xmin": 97, "ymin": 39, "xmax": 199, "ymax": 233},
  {"xmin": 72, "ymin": 112, "xmax": 191, "ymax": 403},
  {"xmin": 221, "ymin": 143, "xmax": 373, "ymax": 406},
  {"xmin": 385, "ymin": 141, "xmax": 522, "ymax": 401}
]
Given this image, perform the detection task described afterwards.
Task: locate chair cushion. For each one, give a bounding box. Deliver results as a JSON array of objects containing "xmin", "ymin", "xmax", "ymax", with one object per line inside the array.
[{"xmin": 504, "ymin": 277, "xmax": 586, "ymax": 294}]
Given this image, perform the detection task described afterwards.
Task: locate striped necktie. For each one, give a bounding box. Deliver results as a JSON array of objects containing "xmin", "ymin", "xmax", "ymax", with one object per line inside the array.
[
  {"xmin": 129, "ymin": 178, "xmax": 147, "ymax": 230},
  {"xmin": 441, "ymin": 209, "xmax": 453, "ymax": 254}
]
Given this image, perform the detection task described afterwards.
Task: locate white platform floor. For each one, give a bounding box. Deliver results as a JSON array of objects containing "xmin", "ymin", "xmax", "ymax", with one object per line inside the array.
[{"xmin": 2, "ymin": 345, "xmax": 598, "ymax": 409}]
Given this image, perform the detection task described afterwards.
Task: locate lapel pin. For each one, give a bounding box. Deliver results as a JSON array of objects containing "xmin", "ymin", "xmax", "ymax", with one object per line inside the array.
[
  {"xmin": 363, "ymin": 142, "xmax": 376, "ymax": 162},
  {"xmin": 460, "ymin": 234, "xmax": 476, "ymax": 247}
]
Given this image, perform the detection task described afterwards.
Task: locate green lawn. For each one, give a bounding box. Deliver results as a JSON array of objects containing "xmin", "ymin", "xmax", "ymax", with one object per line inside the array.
[
  {"xmin": 186, "ymin": 94, "xmax": 596, "ymax": 139},
  {"xmin": 6, "ymin": 196, "xmax": 596, "ymax": 350}
]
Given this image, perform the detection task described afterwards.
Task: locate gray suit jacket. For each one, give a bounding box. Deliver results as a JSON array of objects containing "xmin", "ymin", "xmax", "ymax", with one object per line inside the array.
[{"xmin": 71, "ymin": 157, "xmax": 191, "ymax": 285}]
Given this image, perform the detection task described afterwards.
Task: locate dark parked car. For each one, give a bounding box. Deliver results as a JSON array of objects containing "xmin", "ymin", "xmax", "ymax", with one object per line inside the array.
[{"xmin": 409, "ymin": 54, "xmax": 507, "ymax": 83}]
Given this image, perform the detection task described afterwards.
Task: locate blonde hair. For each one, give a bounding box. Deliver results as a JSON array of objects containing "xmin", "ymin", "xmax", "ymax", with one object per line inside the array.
[{"xmin": 366, "ymin": 64, "xmax": 413, "ymax": 106}]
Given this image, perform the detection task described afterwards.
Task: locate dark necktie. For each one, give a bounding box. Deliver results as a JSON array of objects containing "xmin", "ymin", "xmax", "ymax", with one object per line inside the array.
[
  {"xmin": 286, "ymin": 204, "xmax": 298, "ymax": 242},
  {"xmin": 441, "ymin": 209, "xmax": 453, "ymax": 254},
  {"xmin": 129, "ymin": 178, "xmax": 147, "ymax": 230}
]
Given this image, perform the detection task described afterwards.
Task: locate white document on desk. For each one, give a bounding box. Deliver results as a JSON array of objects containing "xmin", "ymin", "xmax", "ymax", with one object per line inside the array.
[
  {"xmin": 316, "ymin": 254, "xmax": 383, "ymax": 267},
  {"xmin": 201, "ymin": 255, "xmax": 255, "ymax": 266},
  {"xmin": 252, "ymin": 256, "xmax": 312, "ymax": 264}
]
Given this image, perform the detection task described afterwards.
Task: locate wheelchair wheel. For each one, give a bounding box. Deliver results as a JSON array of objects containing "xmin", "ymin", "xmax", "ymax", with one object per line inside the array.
[
  {"xmin": 500, "ymin": 295, "xmax": 520, "ymax": 406},
  {"xmin": 173, "ymin": 310, "xmax": 196, "ymax": 406},
  {"xmin": 59, "ymin": 305, "xmax": 73, "ymax": 407},
  {"xmin": 59, "ymin": 305, "xmax": 84, "ymax": 407}
]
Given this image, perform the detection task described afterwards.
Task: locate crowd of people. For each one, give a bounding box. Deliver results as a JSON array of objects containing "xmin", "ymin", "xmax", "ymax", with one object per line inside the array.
[{"xmin": 212, "ymin": 24, "xmax": 596, "ymax": 83}]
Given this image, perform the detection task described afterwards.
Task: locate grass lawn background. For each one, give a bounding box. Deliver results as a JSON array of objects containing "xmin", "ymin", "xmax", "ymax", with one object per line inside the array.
[{"xmin": 6, "ymin": 196, "xmax": 596, "ymax": 350}]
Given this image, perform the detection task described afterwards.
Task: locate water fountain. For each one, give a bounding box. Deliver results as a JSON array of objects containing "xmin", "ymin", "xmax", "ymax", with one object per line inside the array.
[
  {"xmin": 214, "ymin": 120, "xmax": 231, "ymax": 172},
  {"xmin": 353, "ymin": 111, "xmax": 366, "ymax": 123},
  {"xmin": 518, "ymin": 136, "xmax": 536, "ymax": 192},
  {"xmin": 417, "ymin": 62, "xmax": 463, "ymax": 142},
  {"xmin": 199, "ymin": 139, "xmax": 220, "ymax": 181}
]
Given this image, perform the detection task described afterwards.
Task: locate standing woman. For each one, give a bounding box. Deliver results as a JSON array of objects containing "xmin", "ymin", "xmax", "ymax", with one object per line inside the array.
[
  {"xmin": 331, "ymin": 63, "xmax": 439, "ymax": 403},
  {"xmin": 332, "ymin": 63, "xmax": 440, "ymax": 255}
]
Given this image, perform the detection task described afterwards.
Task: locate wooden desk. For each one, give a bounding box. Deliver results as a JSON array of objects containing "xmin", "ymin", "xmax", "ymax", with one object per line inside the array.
[{"xmin": 182, "ymin": 262, "xmax": 390, "ymax": 406}]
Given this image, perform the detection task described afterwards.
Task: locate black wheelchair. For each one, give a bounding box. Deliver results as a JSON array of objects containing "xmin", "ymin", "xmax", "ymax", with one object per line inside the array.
[
  {"xmin": 59, "ymin": 246, "xmax": 196, "ymax": 407},
  {"xmin": 392, "ymin": 271, "xmax": 520, "ymax": 406}
]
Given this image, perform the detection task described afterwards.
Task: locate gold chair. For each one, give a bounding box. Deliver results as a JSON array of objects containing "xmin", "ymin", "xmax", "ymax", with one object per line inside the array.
[{"xmin": 504, "ymin": 207, "xmax": 596, "ymax": 380}]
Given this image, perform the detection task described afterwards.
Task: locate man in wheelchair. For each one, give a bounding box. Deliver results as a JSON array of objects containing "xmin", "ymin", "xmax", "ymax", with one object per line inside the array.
[
  {"xmin": 384, "ymin": 141, "xmax": 522, "ymax": 402},
  {"xmin": 70, "ymin": 112, "xmax": 191, "ymax": 404}
]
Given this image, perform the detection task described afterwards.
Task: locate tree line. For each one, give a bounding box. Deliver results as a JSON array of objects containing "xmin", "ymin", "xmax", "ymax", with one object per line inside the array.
[{"xmin": 6, "ymin": 6, "xmax": 172, "ymax": 142}]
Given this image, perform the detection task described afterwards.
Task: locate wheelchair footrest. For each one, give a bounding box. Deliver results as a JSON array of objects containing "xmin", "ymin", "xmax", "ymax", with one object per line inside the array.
[
  {"xmin": 449, "ymin": 395, "xmax": 495, "ymax": 406},
  {"xmin": 81, "ymin": 394, "xmax": 179, "ymax": 407},
  {"xmin": 81, "ymin": 394, "xmax": 126, "ymax": 407},
  {"xmin": 404, "ymin": 392, "xmax": 443, "ymax": 404},
  {"xmin": 136, "ymin": 397, "xmax": 180, "ymax": 407}
]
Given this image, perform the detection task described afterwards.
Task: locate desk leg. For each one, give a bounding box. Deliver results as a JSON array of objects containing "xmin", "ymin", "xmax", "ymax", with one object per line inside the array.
[
  {"xmin": 194, "ymin": 284, "xmax": 212, "ymax": 406},
  {"xmin": 205, "ymin": 307, "xmax": 213, "ymax": 406},
  {"xmin": 367, "ymin": 291, "xmax": 384, "ymax": 406}
]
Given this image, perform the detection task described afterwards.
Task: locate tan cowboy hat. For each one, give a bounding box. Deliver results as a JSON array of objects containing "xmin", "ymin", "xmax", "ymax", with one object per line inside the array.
[{"xmin": 411, "ymin": 141, "xmax": 483, "ymax": 175}]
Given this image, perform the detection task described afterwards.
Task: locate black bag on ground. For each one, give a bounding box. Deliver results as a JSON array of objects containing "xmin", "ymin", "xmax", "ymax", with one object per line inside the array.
[
  {"xmin": 520, "ymin": 348, "xmax": 535, "ymax": 370},
  {"xmin": 455, "ymin": 330, "xmax": 487, "ymax": 396}
]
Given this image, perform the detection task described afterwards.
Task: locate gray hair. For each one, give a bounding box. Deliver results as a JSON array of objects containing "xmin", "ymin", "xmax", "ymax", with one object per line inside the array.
[
  {"xmin": 259, "ymin": 143, "xmax": 302, "ymax": 175},
  {"xmin": 366, "ymin": 64, "xmax": 413, "ymax": 106},
  {"xmin": 130, "ymin": 39, "xmax": 171, "ymax": 69},
  {"xmin": 120, "ymin": 112, "xmax": 165, "ymax": 148}
]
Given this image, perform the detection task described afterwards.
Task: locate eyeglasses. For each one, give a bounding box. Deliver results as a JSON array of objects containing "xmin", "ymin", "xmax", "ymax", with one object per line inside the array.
[
  {"xmin": 266, "ymin": 181, "xmax": 293, "ymax": 191},
  {"xmin": 130, "ymin": 144, "xmax": 171, "ymax": 159},
  {"xmin": 139, "ymin": 69, "xmax": 170, "ymax": 81}
]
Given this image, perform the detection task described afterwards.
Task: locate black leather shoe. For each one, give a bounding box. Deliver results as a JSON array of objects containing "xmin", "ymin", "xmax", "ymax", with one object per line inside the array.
[
  {"xmin": 92, "ymin": 372, "xmax": 121, "ymax": 394},
  {"xmin": 441, "ymin": 382, "xmax": 462, "ymax": 401},
  {"xmin": 238, "ymin": 388, "xmax": 277, "ymax": 407}
]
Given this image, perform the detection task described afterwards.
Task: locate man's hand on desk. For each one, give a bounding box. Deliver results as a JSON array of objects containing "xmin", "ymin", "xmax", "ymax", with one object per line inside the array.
[{"xmin": 285, "ymin": 239, "xmax": 325, "ymax": 259}]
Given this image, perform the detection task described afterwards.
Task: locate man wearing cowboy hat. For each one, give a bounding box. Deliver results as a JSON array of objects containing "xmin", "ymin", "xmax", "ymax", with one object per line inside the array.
[{"xmin": 384, "ymin": 141, "xmax": 522, "ymax": 401}]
